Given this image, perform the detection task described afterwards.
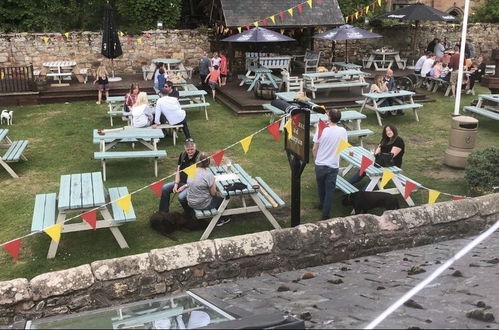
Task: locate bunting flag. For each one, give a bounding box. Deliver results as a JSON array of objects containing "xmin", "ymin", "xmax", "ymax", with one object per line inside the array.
[
  {"xmin": 64, "ymin": 32, "xmax": 70, "ymax": 39},
  {"xmin": 453, "ymin": 195, "xmax": 464, "ymax": 201},
  {"xmin": 287, "ymin": 8, "xmax": 294, "ymax": 16},
  {"xmin": 116, "ymin": 194, "xmax": 132, "ymax": 214},
  {"xmin": 335, "ymin": 139, "xmax": 351, "ymax": 155},
  {"xmin": 253, "ymin": 21, "xmax": 259, "ymax": 27},
  {"xmin": 355, "ymin": 11, "xmax": 359, "ymax": 19},
  {"xmin": 280, "ymin": 29, "xmax": 285, "ymax": 34},
  {"xmin": 119, "ymin": 31, "xmax": 124, "ymax": 37},
  {"xmin": 279, "ymin": 12, "xmax": 285, "ymax": 21},
  {"xmin": 267, "ymin": 122, "xmax": 281, "ymax": 141},
  {"xmin": 262, "ymin": 18, "xmax": 268, "ymax": 25},
  {"xmin": 183, "ymin": 164, "xmax": 198, "ymax": 179},
  {"xmin": 359, "ymin": 156, "xmax": 374, "ymax": 175},
  {"xmin": 428, "ymin": 189, "xmax": 440, "ymax": 204},
  {"xmin": 345, "ymin": 16, "xmax": 349, "ymax": 23},
  {"xmin": 44, "ymin": 223, "xmax": 62, "ymax": 243},
  {"xmin": 317, "ymin": 119, "xmax": 327, "ymax": 139},
  {"xmin": 297, "ymin": 4, "xmax": 303, "ymax": 13},
  {"xmin": 377, "ymin": 0, "xmax": 382, "ymax": 6},
  {"xmin": 240, "ymin": 135, "xmax": 253, "ymax": 154},
  {"xmin": 380, "ymin": 169, "xmax": 395, "ymax": 189},
  {"xmin": 317, "ymin": 0, "xmax": 323, "ymax": 4},
  {"xmin": 237, "ymin": 27, "xmax": 242, "ymax": 33},
  {"xmin": 270, "ymin": 15, "xmax": 276, "ymax": 24},
  {"xmin": 150, "ymin": 180, "xmax": 164, "ymax": 197},
  {"xmin": 365, "ymin": 6, "xmax": 369, "ymax": 13},
  {"xmin": 127, "ymin": 36, "xmax": 132, "ymax": 45},
  {"xmin": 81, "ymin": 209, "xmax": 97, "ymax": 230},
  {"xmin": 372, "ymin": 2, "xmax": 376, "ymax": 9},
  {"xmin": 3, "ymin": 239, "xmax": 21, "ymax": 260},
  {"xmin": 307, "ymin": 0, "xmax": 313, "ymax": 8},
  {"xmin": 137, "ymin": 38, "xmax": 143, "ymax": 44},
  {"xmin": 145, "ymin": 32, "xmax": 151, "ymax": 39},
  {"xmin": 245, "ymin": 24, "xmax": 250, "ymax": 30},
  {"xmin": 292, "ymin": 114, "xmax": 300, "ymax": 128},
  {"xmin": 42, "ymin": 36, "xmax": 49, "ymax": 44},
  {"xmin": 55, "ymin": 35, "xmax": 62, "ymax": 41},
  {"xmin": 212, "ymin": 150, "xmax": 225, "ymax": 166},
  {"xmin": 284, "ymin": 119, "xmax": 293, "ymax": 139},
  {"xmin": 404, "ymin": 181, "xmax": 417, "ymax": 200}
]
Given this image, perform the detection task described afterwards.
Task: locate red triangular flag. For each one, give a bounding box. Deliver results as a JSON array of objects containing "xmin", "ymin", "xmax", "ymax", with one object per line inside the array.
[
  {"xmin": 127, "ymin": 37, "xmax": 132, "ymax": 45},
  {"xmin": 267, "ymin": 122, "xmax": 281, "ymax": 141},
  {"xmin": 453, "ymin": 195, "xmax": 464, "ymax": 200},
  {"xmin": 317, "ymin": 119, "xmax": 327, "ymax": 139},
  {"xmin": 150, "ymin": 179, "xmax": 164, "ymax": 197},
  {"xmin": 279, "ymin": 12, "xmax": 285, "ymax": 21},
  {"xmin": 3, "ymin": 239, "xmax": 21, "ymax": 260},
  {"xmin": 317, "ymin": 0, "xmax": 323, "ymax": 4},
  {"xmin": 372, "ymin": 2, "xmax": 376, "ymax": 9},
  {"xmin": 292, "ymin": 114, "xmax": 300, "ymax": 128},
  {"xmin": 403, "ymin": 181, "xmax": 417, "ymax": 200},
  {"xmin": 212, "ymin": 150, "xmax": 225, "ymax": 166},
  {"xmin": 262, "ymin": 18, "xmax": 268, "ymax": 25},
  {"xmin": 145, "ymin": 32, "xmax": 151, "ymax": 39},
  {"xmin": 297, "ymin": 4, "xmax": 303, "ymax": 13},
  {"xmin": 81, "ymin": 209, "xmax": 97, "ymax": 230},
  {"xmin": 359, "ymin": 156, "xmax": 374, "ymax": 175},
  {"xmin": 245, "ymin": 24, "xmax": 250, "ymax": 30}
]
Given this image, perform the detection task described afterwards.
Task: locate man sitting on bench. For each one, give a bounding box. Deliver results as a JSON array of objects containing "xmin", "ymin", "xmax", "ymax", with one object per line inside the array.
[{"xmin": 153, "ymin": 88, "xmax": 191, "ymax": 139}]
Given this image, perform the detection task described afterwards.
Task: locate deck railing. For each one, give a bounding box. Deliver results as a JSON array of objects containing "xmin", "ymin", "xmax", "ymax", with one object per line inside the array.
[{"xmin": 0, "ymin": 65, "xmax": 37, "ymax": 93}]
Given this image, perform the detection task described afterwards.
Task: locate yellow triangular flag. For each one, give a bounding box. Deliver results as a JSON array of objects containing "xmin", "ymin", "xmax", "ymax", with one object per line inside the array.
[
  {"xmin": 280, "ymin": 29, "xmax": 285, "ymax": 34},
  {"xmin": 240, "ymin": 135, "xmax": 253, "ymax": 154},
  {"xmin": 42, "ymin": 36, "xmax": 49, "ymax": 44},
  {"xmin": 237, "ymin": 26, "xmax": 242, "ymax": 33},
  {"xmin": 119, "ymin": 31, "xmax": 124, "ymax": 37},
  {"xmin": 355, "ymin": 11, "xmax": 359, "ymax": 19},
  {"xmin": 183, "ymin": 164, "xmax": 198, "ymax": 179},
  {"xmin": 345, "ymin": 16, "xmax": 349, "ymax": 23},
  {"xmin": 428, "ymin": 189, "xmax": 440, "ymax": 204},
  {"xmin": 284, "ymin": 119, "xmax": 292, "ymax": 139},
  {"xmin": 307, "ymin": 0, "xmax": 313, "ymax": 8},
  {"xmin": 365, "ymin": 6, "xmax": 369, "ymax": 13},
  {"xmin": 44, "ymin": 223, "xmax": 62, "ymax": 243},
  {"xmin": 64, "ymin": 32, "xmax": 70, "ymax": 39},
  {"xmin": 380, "ymin": 169, "xmax": 395, "ymax": 189},
  {"xmin": 137, "ymin": 37, "xmax": 142, "ymax": 44},
  {"xmin": 377, "ymin": 0, "xmax": 382, "ymax": 6},
  {"xmin": 335, "ymin": 139, "xmax": 351, "ymax": 155},
  {"xmin": 288, "ymin": 8, "xmax": 294, "ymax": 16},
  {"xmin": 270, "ymin": 16, "xmax": 276, "ymax": 24},
  {"xmin": 253, "ymin": 21, "xmax": 259, "ymax": 27},
  {"xmin": 116, "ymin": 194, "xmax": 132, "ymax": 214}
]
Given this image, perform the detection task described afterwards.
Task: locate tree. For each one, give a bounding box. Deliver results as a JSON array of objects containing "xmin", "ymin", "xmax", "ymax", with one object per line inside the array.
[
  {"xmin": 470, "ymin": 0, "xmax": 499, "ymax": 23},
  {"xmin": 115, "ymin": 0, "xmax": 182, "ymax": 33}
]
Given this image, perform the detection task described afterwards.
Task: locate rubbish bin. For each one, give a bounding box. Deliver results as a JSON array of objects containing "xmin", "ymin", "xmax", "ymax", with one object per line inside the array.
[{"xmin": 443, "ymin": 115, "xmax": 479, "ymax": 168}]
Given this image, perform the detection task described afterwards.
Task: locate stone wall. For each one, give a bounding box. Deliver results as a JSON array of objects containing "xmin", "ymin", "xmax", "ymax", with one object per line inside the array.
[
  {"xmin": 0, "ymin": 193, "xmax": 497, "ymax": 325},
  {"xmin": 315, "ymin": 22, "xmax": 499, "ymax": 65},
  {"xmin": 0, "ymin": 30, "xmax": 211, "ymax": 74}
]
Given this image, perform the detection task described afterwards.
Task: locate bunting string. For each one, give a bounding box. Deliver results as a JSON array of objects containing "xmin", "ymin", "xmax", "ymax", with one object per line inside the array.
[{"xmin": 0, "ymin": 113, "xmax": 470, "ymax": 261}]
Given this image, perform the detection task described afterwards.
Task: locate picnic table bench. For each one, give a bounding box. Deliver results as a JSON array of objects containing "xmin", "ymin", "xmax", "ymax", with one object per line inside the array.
[
  {"xmin": 43, "ymin": 61, "xmax": 76, "ymax": 86},
  {"xmin": 31, "ymin": 172, "xmax": 136, "ymax": 259},
  {"xmin": 178, "ymin": 89, "xmax": 210, "ymax": 120},
  {"xmin": 463, "ymin": 94, "xmax": 499, "ymax": 121},
  {"xmin": 0, "ymin": 129, "xmax": 28, "ymax": 178},
  {"xmin": 106, "ymin": 95, "xmax": 159, "ymax": 126},
  {"xmin": 193, "ymin": 163, "xmax": 283, "ymax": 240},
  {"xmin": 302, "ymin": 70, "xmax": 368, "ymax": 99}
]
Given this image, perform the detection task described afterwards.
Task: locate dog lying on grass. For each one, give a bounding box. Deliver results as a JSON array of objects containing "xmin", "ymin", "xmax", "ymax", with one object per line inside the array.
[
  {"xmin": 342, "ymin": 191, "xmax": 399, "ymax": 214},
  {"xmin": 149, "ymin": 211, "xmax": 208, "ymax": 240}
]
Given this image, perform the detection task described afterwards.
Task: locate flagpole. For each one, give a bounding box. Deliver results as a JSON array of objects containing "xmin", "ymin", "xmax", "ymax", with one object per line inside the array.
[{"xmin": 453, "ymin": 0, "xmax": 470, "ymax": 116}]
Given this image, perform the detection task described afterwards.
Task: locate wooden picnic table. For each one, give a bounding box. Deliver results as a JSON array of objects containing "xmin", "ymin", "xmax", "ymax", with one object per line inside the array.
[
  {"xmin": 194, "ymin": 163, "xmax": 283, "ymax": 240},
  {"xmin": 93, "ymin": 128, "xmax": 166, "ymax": 181},
  {"xmin": 302, "ymin": 70, "xmax": 368, "ymax": 99},
  {"xmin": 332, "ymin": 62, "xmax": 363, "ymax": 71},
  {"xmin": 0, "ymin": 128, "xmax": 12, "ymax": 146},
  {"xmin": 357, "ymin": 90, "xmax": 423, "ymax": 126},
  {"xmin": 240, "ymin": 66, "xmax": 280, "ymax": 92},
  {"xmin": 43, "ymin": 60, "xmax": 76, "ymax": 85},
  {"xmin": 40, "ymin": 171, "xmax": 136, "ymax": 259},
  {"xmin": 364, "ymin": 50, "xmax": 405, "ymax": 71},
  {"xmin": 463, "ymin": 94, "xmax": 499, "ymax": 121},
  {"xmin": 151, "ymin": 58, "xmax": 182, "ymax": 70},
  {"xmin": 340, "ymin": 146, "xmax": 418, "ymax": 206}
]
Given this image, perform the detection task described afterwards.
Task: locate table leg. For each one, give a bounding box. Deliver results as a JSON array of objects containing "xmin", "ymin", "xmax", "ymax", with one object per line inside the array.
[
  {"xmin": 392, "ymin": 176, "xmax": 415, "ymax": 207},
  {"xmin": 247, "ymin": 73, "xmax": 261, "ymax": 91},
  {"xmin": 365, "ymin": 176, "xmax": 381, "ymax": 191},
  {"xmin": 366, "ymin": 55, "xmax": 374, "ymax": 69},
  {"xmin": 200, "ymin": 198, "xmax": 230, "ymax": 240},
  {"xmin": 100, "ymin": 207, "xmax": 129, "ymax": 248},
  {"xmin": 250, "ymin": 193, "xmax": 281, "ymax": 230},
  {"xmin": 47, "ymin": 212, "xmax": 66, "ymax": 259}
]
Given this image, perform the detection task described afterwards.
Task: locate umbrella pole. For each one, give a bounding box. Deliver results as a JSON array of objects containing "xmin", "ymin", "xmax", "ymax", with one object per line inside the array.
[
  {"xmin": 345, "ymin": 40, "xmax": 348, "ymax": 63},
  {"xmin": 111, "ymin": 58, "xmax": 115, "ymax": 78}
]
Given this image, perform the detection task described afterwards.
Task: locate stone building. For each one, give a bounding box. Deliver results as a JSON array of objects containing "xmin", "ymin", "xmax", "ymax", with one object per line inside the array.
[{"xmin": 387, "ymin": 0, "xmax": 485, "ymax": 18}]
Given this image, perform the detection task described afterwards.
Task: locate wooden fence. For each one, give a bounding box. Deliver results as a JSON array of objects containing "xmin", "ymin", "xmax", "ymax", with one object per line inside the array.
[{"xmin": 0, "ymin": 65, "xmax": 37, "ymax": 93}]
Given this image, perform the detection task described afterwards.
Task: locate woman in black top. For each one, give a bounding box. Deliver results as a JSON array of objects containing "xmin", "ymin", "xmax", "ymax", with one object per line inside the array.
[{"xmin": 467, "ymin": 55, "xmax": 487, "ymax": 93}]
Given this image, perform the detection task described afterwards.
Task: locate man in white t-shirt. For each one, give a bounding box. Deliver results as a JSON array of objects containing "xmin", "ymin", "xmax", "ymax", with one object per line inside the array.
[
  {"xmin": 420, "ymin": 54, "xmax": 436, "ymax": 77},
  {"xmin": 312, "ymin": 109, "xmax": 348, "ymax": 220},
  {"xmin": 153, "ymin": 88, "xmax": 191, "ymax": 139},
  {"xmin": 414, "ymin": 51, "xmax": 432, "ymax": 75}
]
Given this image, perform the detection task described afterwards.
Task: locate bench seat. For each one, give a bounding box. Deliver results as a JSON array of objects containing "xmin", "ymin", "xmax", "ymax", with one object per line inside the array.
[
  {"xmin": 94, "ymin": 150, "xmax": 167, "ymax": 181},
  {"xmin": 194, "ymin": 208, "xmax": 219, "ymax": 219},
  {"xmin": 375, "ymin": 103, "xmax": 423, "ymax": 113},
  {"xmin": 180, "ymin": 102, "xmax": 210, "ymax": 109},
  {"xmin": 347, "ymin": 129, "xmax": 374, "ymax": 138},
  {"xmin": 46, "ymin": 72, "xmax": 72, "ymax": 77},
  {"xmin": 464, "ymin": 106, "xmax": 499, "ymax": 121},
  {"xmin": 307, "ymin": 82, "xmax": 368, "ymax": 91},
  {"xmin": 336, "ymin": 176, "xmax": 359, "ymax": 194},
  {"xmin": 1, "ymin": 140, "xmax": 29, "ymax": 178},
  {"xmin": 31, "ymin": 193, "xmax": 57, "ymax": 232},
  {"xmin": 108, "ymin": 187, "xmax": 137, "ymax": 223}
]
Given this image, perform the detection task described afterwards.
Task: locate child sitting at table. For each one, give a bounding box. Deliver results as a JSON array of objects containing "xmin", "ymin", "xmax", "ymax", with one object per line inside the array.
[
  {"xmin": 93, "ymin": 64, "xmax": 109, "ymax": 105},
  {"xmin": 205, "ymin": 65, "xmax": 221, "ymax": 99},
  {"xmin": 130, "ymin": 92, "xmax": 153, "ymax": 128}
]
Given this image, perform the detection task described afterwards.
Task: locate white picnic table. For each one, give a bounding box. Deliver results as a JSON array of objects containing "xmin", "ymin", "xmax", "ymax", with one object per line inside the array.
[
  {"xmin": 332, "ymin": 62, "xmax": 363, "ymax": 71},
  {"xmin": 463, "ymin": 94, "xmax": 499, "ymax": 121},
  {"xmin": 43, "ymin": 60, "xmax": 76, "ymax": 85},
  {"xmin": 364, "ymin": 50, "xmax": 405, "ymax": 71},
  {"xmin": 302, "ymin": 70, "xmax": 368, "ymax": 99}
]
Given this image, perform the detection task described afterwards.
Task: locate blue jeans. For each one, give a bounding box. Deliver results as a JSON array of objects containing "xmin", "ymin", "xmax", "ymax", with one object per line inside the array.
[
  {"xmin": 315, "ymin": 165, "xmax": 339, "ymax": 219},
  {"xmin": 159, "ymin": 182, "xmax": 188, "ymax": 213}
]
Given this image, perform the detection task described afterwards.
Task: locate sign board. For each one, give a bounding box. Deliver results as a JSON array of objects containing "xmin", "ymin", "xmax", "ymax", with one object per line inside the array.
[{"xmin": 285, "ymin": 109, "xmax": 310, "ymax": 163}]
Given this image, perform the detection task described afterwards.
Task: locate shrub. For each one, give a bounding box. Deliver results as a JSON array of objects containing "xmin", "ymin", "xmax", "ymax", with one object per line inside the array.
[{"xmin": 464, "ymin": 146, "xmax": 499, "ymax": 196}]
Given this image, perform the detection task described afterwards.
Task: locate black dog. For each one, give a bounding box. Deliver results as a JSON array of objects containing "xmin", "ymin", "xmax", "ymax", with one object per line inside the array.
[
  {"xmin": 342, "ymin": 191, "xmax": 400, "ymax": 214},
  {"xmin": 149, "ymin": 211, "xmax": 208, "ymax": 240}
]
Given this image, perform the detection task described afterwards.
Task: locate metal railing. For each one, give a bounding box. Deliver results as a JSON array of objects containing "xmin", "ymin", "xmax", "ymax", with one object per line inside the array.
[{"xmin": 0, "ymin": 65, "xmax": 37, "ymax": 93}]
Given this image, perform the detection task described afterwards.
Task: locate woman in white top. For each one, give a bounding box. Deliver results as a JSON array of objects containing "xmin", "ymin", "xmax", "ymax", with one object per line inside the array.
[
  {"xmin": 131, "ymin": 92, "xmax": 153, "ymax": 128},
  {"xmin": 211, "ymin": 52, "xmax": 221, "ymax": 68}
]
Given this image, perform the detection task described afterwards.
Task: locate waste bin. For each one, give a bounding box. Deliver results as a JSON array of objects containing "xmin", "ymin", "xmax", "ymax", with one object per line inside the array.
[{"xmin": 443, "ymin": 115, "xmax": 479, "ymax": 168}]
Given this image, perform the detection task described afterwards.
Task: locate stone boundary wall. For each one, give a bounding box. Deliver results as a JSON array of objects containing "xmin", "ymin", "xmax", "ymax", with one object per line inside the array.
[
  {"xmin": 0, "ymin": 193, "xmax": 498, "ymax": 325},
  {"xmin": 0, "ymin": 30, "xmax": 211, "ymax": 74}
]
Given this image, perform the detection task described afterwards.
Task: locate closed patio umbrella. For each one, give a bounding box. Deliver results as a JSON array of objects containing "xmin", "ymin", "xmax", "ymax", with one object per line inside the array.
[
  {"xmin": 313, "ymin": 24, "xmax": 382, "ymax": 63},
  {"xmin": 101, "ymin": 2, "xmax": 122, "ymax": 80}
]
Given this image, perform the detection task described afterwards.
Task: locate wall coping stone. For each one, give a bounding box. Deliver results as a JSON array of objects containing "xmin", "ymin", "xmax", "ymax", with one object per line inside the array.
[
  {"xmin": 0, "ymin": 278, "xmax": 30, "ymax": 305},
  {"xmin": 150, "ymin": 240, "xmax": 216, "ymax": 273},
  {"xmin": 214, "ymin": 231, "xmax": 274, "ymax": 261},
  {"xmin": 91, "ymin": 253, "xmax": 151, "ymax": 281}
]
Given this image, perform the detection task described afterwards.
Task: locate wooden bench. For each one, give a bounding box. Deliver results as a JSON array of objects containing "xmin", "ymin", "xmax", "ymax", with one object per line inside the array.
[
  {"xmin": 464, "ymin": 106, "xmax": 499, "ymax": 121},
  {"xmin": 335, "ymin": 176, "xmax": 359, "ymax": 194},
  {"xmin": 1, "ymin": 140, "xmax": 28, "ymax": 178},
  {"xmin": 294, "ymin": 50, "xmax": 323, "ymax": 73},
  {"xmin": 94, "ymin": 150, "xmax": 167, "ymax": 181},
  {"xmin": 257, "ymin": 56, "xmax": 292, "ymax": 71},
  {"xmin": 180, "ymin": 102, "xmax": 211, "ymax": 120},
  {"xmin": 306, "ymin": 82, "xmax": 368, "ymax": 99},
  {"xmin": 31, "ymin": 193, "xmax": 57, "ymax": 232},
  {"xmin": 425, "ymin": 77, "xmax": 451, "ymax": 95},
  {"xmin": 46, "ymin": 72, "xmax": 72, "ymax": 84},
  {"xmin": 155, "ymin": 123, "xmax": 183, "ymax": 146},
  {"xmin": 108, "ymin": 187, "xmax": 137, "ymax": 223}
]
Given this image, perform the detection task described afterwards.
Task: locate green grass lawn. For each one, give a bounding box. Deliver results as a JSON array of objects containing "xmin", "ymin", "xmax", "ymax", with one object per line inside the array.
[{"xmin": 0, "ymin": 85, "xmax": 497, "ymax": 281}]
